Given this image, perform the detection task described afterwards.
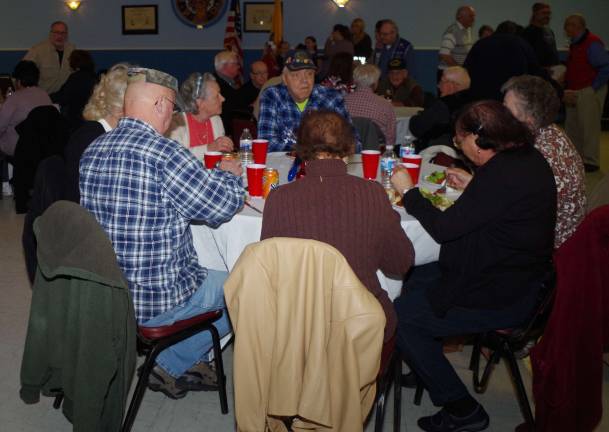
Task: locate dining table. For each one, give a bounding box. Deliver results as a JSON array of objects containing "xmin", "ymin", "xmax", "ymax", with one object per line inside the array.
[{"xmin": 191, "ymin": 151, "xmax": 453, "ymax": 301}]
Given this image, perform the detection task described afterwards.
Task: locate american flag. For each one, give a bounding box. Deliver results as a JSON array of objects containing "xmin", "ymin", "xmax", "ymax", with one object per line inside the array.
[{"xmin": 223, "ymin": 0, "xmax": 243, "ymax": 85}]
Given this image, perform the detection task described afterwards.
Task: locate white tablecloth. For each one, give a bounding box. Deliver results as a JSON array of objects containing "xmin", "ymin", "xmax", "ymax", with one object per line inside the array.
[
  {"xmin": 192, "ymin": 152, "xmax": 443, "ymax": 301},
  {"xmin": 395, "ymin": 106, "xmax": 423, "ymax": 144}
]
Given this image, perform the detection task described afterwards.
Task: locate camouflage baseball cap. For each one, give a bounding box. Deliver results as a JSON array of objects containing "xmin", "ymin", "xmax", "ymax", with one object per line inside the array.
[{"xmin": 127, "ymin": 67, "xmax": 185, "ymax": 112}]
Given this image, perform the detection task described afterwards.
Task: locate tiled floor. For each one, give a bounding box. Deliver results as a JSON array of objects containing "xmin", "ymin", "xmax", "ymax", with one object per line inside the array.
[{"xmin": 1, "ymin": 133, "xmax": 608, "ymax": 431}]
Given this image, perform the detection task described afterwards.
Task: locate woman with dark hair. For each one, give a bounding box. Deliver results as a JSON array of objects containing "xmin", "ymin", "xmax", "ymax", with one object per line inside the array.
[
  {"xmin": 502, "ymin": 74, "xmax": 586, "ymax": 249},
  {"xmin": 321, "ymin": 24, "xmax": 354, "ymax": 79},
  {"xmin": 351, "ymin": 18, "xmax": 373, "ymax": 60},
  {"xmin": 320, "ymin": 52, "xmax": 355, "ymax": 93},
  {"xmin": 390, "ymin": 100, "xmax": 556, "ymax": 431},
  {"xmin": 51, "ymin": 49, "xmax": 97, "ymax": 131},
  {"xmin": 0, "ymin": 60, "xmax": 51, "ymax": 157},
  {"xmin": 261, "ymin": 110, "xmax": 414, "ymax": 342},
  {"xmin": 304, "ymin": 36, "xmax": 322, "ymax": 69}
]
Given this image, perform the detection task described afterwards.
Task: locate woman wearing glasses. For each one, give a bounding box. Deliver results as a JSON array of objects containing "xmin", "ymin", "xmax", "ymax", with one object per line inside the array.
[
  {"xmin": 390, "ymin": 100, "xmax": 556, "ymax": 432},
  {"xmin": 166, "ymin": 72, "xmax": 233, "ymax": 159}
]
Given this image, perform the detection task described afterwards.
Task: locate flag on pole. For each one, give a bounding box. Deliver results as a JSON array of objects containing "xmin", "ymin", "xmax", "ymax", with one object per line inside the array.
[
  {"xmin": 272, "ymin": 0, "xmax": 283, "ymax": 46},
  {"xmin": 224, "ymin": 0, "xmax": 243, "ymax": 85}
]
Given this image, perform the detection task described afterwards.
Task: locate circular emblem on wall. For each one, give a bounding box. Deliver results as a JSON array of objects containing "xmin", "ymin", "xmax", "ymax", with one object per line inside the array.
[{"xmin": 172, "ymin": 0, "xmax": 229, "ymax": 29}]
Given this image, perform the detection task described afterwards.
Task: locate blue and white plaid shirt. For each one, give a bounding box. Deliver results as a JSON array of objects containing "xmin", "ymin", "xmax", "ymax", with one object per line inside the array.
[
  {"xmin": 80, "ymin": 117, "xmax": 244, "ymax": 324},
  {"xmin": 258, "ymin": 83, "xmax": 361, "ymax": 152}
]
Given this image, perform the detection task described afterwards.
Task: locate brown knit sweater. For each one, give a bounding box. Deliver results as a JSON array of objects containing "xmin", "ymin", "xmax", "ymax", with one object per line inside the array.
[{"xmin": 261, "ymin": 159, "xmax": 415, "ymax": 341}]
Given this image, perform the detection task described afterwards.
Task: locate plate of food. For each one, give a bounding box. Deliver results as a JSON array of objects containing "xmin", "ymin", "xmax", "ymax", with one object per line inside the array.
[
  {"xmin": 386, "ymin": 188, "xmax": 404, "ymax": 208},
  {"xmin": 420, "ymin": 187, "xmax": 454, "ymax": 211},
  {"xmin": 424, "ymin": 170, "xmax": 447, "ymax": 185}
]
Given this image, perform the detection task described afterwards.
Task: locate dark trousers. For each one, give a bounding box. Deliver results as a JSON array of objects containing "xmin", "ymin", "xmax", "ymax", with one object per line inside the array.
[{"xmin": 394, "ymin": 262, "xmax": 537, "ymax": 406}]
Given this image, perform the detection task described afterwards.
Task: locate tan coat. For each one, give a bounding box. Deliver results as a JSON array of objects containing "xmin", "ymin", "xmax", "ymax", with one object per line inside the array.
[
  {"xmin": 24, "ymin": 40, "xmax": 75, "ymax": 94},
  {"xmin": 224, "ymin": 238, "xmax": 386, "ymax": 432}
]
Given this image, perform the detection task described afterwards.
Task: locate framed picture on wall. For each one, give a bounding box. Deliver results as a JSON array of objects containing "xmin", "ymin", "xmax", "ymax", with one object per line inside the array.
[
  {"xmin": 243, "ymin": 2, "xmax": 278, "ymax": 33},
  {"xmin": 122, "ymin": 5, "xmax": 159, "ymax": 35}
]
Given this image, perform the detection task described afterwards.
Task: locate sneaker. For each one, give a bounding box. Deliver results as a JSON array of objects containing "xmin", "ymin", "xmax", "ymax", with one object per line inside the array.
[
  {"xmin": 417, "ymin": 404, "xmax": 490, "ymax": 432},
  {"xmin": 176, "ymin": 361, "xmax": 218, "ymax": 391},
  {"xmin": 147, "ymin": 365, "xmax": 188, "ymax": 400}
]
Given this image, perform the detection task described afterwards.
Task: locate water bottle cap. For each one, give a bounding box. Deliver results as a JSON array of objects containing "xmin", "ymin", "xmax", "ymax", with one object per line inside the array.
[{"xmin": 386, "ymin": 145, "xmax": 394, "ymax": 150}]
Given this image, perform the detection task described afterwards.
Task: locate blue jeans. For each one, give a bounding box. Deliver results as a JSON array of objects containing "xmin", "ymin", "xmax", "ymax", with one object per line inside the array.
[
  {"xmin": 142, "ymin": 270, "xmax": 231, "ymax": 378},
  {"xmin": 394, "ymin": 263, "xmax": 538, "ymax": 406}
]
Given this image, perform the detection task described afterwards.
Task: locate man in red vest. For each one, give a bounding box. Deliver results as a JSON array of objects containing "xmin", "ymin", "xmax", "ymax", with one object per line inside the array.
[{"xmin": 563, "ymin": 14, "xmax": 609, "ymax": 173}]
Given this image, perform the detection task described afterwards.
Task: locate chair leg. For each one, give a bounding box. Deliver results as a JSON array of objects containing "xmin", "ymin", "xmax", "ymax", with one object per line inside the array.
[
  {"xmin": 504, "ymin": 347, "xmax": 535, "ymax": 427},
  {"xmin": 393, "ymin": 357, "xmax": 402, "ymax": 432},
  {"xmin": 209, "ymin": 324, "xmax": 229, "ymax": 414},
  {"xmin": 52, "ymin": 393, "xmax": 63, "ymax": 409},
  {"xmin": 413, "ymin": 376, "xmax": 424, "ymax": 406},
  {"xmin": 121, "ymin": 343, "xmax": 164, "ymax": 432},
  {"xmin": 374, "ymin": 386, "xmax": 386, "ymax": 432}
]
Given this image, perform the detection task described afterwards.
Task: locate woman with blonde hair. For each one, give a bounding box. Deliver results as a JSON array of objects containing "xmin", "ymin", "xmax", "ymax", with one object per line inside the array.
[{"xmin": 64, "ymin": 63, "xmax": 130, "ymax": 202}]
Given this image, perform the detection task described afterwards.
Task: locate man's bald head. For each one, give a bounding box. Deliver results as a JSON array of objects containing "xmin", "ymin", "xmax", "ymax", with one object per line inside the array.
[
  {"xmin": 564, "ymin": 14, "xmax": 586, "ymax": 39},
  {"xmin": 456, "ymin": 6, "xmax": 476, "ymax": 28},
  {"xmin": 124, "ymin": 81, "xmax": 177, "ymax": 135}
]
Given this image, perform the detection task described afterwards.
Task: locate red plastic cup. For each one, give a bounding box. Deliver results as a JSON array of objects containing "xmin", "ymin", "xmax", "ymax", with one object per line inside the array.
[
  {"xmin": 247, "ymin": 164, "xmax": 266, "ymax": 197},
  {"xmin": 203, "ymin": 151, "xmax": 223, "ymax": 169},
  {"xmin": 401, "ymin": 162, "xmax": 421, "ymax": 185},
  {"xmin": 361, "ymin": 150, "xmax": 381, "ymax": 180},
  {"xmin": 402, "ymin": 153, "xmax": 422, "ymax": 167},
  {"xmin": 252, "ymin": 139, "xmax": 269, "ymax": 164}
]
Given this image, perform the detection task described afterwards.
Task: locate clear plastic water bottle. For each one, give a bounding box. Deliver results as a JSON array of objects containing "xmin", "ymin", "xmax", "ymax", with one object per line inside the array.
[
  {"xmin": 380, "ymin": 145, "xmax": 397, "ymax": 190},
  {"xmin": 239, "ymin": 128, "xmax": 253, "ymax": 163},
  {"xmin": 400, "ymin": 134, "xmax": 415, "ymax": 158}
]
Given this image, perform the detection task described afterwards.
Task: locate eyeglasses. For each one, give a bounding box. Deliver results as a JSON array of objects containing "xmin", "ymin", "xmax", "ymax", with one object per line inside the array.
[
  {"xmin": 156, "ymin": 96, "xmax": 179, "ymax": 113},
  {"xmin": 51, "ymin": 31, "xmax": 68, "ymax": 36},
  {"xmin": 251, "ymin": 71, "xmax": 268, "ymax": 76}
]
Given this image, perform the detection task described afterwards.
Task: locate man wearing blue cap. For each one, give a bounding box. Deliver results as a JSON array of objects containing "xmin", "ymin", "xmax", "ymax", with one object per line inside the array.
[{"xmin": 258, "ymin": 50, "xmax": 359, "ymax": 152}]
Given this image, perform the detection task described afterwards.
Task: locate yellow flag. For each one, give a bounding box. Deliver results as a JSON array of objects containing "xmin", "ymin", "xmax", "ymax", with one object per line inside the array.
[{"xmin": 272, "ymin": 0, "xmax": 283, "ymax": 46}]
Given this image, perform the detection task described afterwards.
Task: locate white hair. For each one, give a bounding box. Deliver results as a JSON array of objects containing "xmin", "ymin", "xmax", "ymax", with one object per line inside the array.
[
  {"xmin": 214, "ymin": 50, "xmax": 238, "ymax": 72},
  {"xmin": 353, "ymin": 64, "xmax": 381, "ymax": 89}
]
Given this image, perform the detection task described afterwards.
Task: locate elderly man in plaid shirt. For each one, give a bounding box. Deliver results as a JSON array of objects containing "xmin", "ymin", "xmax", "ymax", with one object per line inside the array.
[
  {"xmin": 345, "ymin": 63, "xmax": 397, "ymax": 146},
  {"xmin": 258, "ymin": 50, "xmax": 360, "ymax": 152},
  {"xmin": 80, "ymin": 68, "xmax": 245, "ymax": 399}
]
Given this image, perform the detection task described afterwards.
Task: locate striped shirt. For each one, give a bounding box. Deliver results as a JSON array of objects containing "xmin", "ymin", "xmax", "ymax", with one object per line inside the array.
[
  {"xmin": 80, "ymin": 117, "xmax": 244, "ymax": 323},
  {"xmin": 344, "ymin": 87, "xmax": 396, "ymax": 145},
  {"xmin": 439, "ymin": 21, "xmax": 473, "ymax": 69}
]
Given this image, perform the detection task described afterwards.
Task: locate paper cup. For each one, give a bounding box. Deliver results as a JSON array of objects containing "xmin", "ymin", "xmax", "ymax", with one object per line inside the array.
[
  {"xmin": 203, "ymin": 151, "xmax": 223, "ymax": 169},
  {"xmin": 361, "ymin": 150, "xmax": 381, "ymax": 180},
  {"xmin": 401, "ymin": 162, "xmax": 421, "ymax": 185},
  {"xmin": 252, "ymin": 139, "xmax": 269, "ymax": 164},
  {"xmin": 246, "ymin": 164, "xmax": 266, "ymax": 197}
]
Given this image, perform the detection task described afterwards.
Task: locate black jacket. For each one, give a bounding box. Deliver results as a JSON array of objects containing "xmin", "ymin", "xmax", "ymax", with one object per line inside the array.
[{"xmin": 405, "ymin": 146, "xmax": 556, "ymax": 316}]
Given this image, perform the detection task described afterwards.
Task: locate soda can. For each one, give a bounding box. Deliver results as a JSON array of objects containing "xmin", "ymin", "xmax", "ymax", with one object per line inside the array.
[{"xmin": 262, "ymin": 168, "xmax": 279, "ymax": 198}]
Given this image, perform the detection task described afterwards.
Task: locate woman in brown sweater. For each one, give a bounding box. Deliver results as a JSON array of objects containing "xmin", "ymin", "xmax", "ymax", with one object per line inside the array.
[{"xmin": 260, "ymin": 110, "xmax": 415, "ymax": 341}]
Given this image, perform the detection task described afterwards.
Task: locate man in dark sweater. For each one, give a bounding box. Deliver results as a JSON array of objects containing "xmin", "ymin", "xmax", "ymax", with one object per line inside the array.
[
  {"xmin": 213, "ymin": 50, "xmax": 242, "ymax": 135},
  {"xmin": 236, "ymin": 61, "xmax": 268, "ymax": 114},
  {"xmin": 409, "ymin": 66, "xmax": 471, "ymax": 151},
  {"xmin": 522, "ymin": 2, "xmax": 560, "ymax": 68},
  {"xmin": 464, "ymin": 21, "xmax": 547, "ymax": 101}
]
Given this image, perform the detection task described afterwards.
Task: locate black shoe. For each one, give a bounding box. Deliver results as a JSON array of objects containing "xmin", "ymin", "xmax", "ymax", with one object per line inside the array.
[
  {"xmin": 417, "ymin": 404, "xmax": 489, "ymax": 432},
  {"xmin": 584, "ymin": 164, "xmax": 600, "ymax": 173},
  {"xmin": 148, "ymin": 365, "xmax": 188, "ymax": 400},
  {"xmin": 176, "ymin": 361, "xmax": 218, "ymax": 391}
]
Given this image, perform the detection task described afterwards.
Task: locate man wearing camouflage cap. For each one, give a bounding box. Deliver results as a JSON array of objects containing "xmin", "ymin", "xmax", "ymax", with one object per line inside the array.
[{"xmin": 80, "ymin": 68, "xmax": 244, "ymax": 399}]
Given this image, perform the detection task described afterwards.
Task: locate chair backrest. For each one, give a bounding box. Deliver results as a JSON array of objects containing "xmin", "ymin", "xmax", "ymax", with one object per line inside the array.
[
  {"xmin": 352, "ymin": 117, "xmax": 385, "ymax": 151},
  {"xmin": 225, "ymin": 238, "xmax": 385, "ymax": 432},
  {"xmin": 508, "ymin": 269, "xmax": 557, "ymax": 345}
]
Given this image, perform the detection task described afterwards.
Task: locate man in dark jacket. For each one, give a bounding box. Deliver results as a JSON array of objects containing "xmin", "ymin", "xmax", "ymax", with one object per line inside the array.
[
  {"xmin": 213, "ymin": 50, "xmax": 242, "ymax": 135},
  {"xmin": 409, "ymin": 66, "xmax": 471, "ymax": 151}
]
